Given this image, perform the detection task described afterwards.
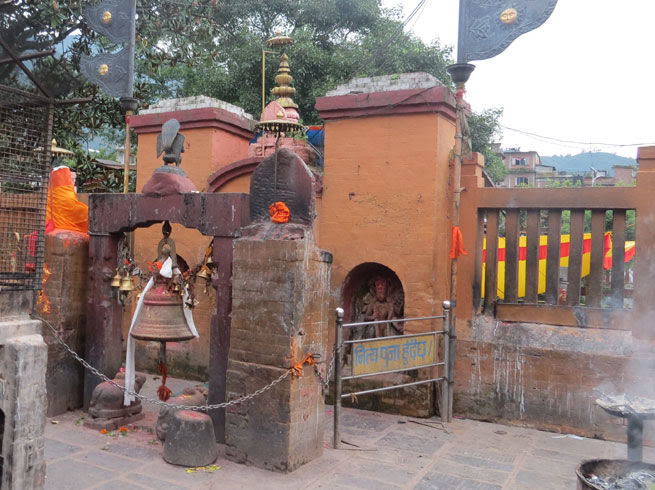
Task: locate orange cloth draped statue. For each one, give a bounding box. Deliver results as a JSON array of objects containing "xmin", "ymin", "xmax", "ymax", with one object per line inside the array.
[{"xmin": 45, "ymin": 166, "xmax": 88, "ymax": 234}]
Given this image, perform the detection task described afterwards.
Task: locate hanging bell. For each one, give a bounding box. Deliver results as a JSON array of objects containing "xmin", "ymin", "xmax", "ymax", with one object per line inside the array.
[
  {"xmin": 196, "ymin": 266, "xmax": 211, "ymax": 281},
  {"xmin": 119, "ymin": 274, "xmax": 134, "ymax": 292},
  {"xmin": 130, "ymin": 280, "xmax": 195, "ymax": 342},
  {"xmin": 111, "ymin": 271, "xmax": 121, "ymax": 288}
]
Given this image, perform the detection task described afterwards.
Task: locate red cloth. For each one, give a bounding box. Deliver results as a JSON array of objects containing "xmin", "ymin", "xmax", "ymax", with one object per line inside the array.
[{"xmin": 449, "ymin": 225, "xmax": 468, "ymax": 259}]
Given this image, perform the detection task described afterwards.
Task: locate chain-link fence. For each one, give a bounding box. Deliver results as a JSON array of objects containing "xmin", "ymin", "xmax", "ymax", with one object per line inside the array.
[{"xmin": 0, "ymin": 85, "xmax": 52, "ymax": 290}]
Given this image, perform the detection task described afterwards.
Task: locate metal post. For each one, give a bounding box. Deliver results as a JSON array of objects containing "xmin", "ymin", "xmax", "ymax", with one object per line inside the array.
[
  {"xmin": 123, "ymin": 0, "xmax": 136, "ymax": 194},
  {"xmin": 334, "ymin": 307, "xmax": 344, "ymax": 450},
  {"xmin": 627, "ymin": 416, "xmax": 643, "ymax": 462},
  {"xmin": 448, "ymin": 302, "xmax": 457, "ymax": 422},
  {"xmin": 123, "ymin": 114, "xmax": 132, "ymax": 193},
  {"xmin": 261, "ymin": 49, "xmax": 266, "ymax": 116},
  {"xmin": 441, "ymin": 301, "xmax": 451, "ymax": 423}
]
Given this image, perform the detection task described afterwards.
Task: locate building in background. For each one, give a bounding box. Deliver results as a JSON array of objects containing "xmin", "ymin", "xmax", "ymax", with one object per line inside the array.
[{"xmin": 500, "ymin": 149, "xmax": 542, "ymax": 187}]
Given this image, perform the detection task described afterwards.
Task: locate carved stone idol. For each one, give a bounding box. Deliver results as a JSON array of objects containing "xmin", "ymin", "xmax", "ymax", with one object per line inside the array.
[
  {"xmin": 84, "ymin": 371, "xmax": 146, "ymax": 430},
  {"xmin": 354, "ymin": 275, "xmax": 404, "ymax": 340}
]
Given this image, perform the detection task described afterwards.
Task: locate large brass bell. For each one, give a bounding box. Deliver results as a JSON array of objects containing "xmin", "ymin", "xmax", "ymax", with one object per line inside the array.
[
  {"xmin": 130, "ymin": 280, "xmax": 195, "ymax": 342},
  {"xmin": 130, "ymin": 222, "xmax": 195, "ymax": 343}
]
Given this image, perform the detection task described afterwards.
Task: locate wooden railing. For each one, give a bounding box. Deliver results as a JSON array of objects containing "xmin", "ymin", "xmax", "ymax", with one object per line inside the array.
[{"xmin": 472, "ymin": 187, "xmax": 638, "ymax": 329}]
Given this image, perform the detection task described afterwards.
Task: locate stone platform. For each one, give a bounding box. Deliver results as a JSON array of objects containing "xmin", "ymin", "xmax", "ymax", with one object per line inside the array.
[{"xmin": 43, "ymin": 376, "xmax": 645, "ymax": 489}]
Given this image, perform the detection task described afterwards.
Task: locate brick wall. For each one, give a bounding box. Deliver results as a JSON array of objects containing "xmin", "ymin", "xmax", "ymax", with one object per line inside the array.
[{"xmin": 41, "ymin": 230, "xmax": 88, "ymax": 416}]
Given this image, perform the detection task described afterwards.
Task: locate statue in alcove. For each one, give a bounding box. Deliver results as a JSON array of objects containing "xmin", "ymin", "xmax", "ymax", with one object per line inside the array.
[{"xmin": 353, "ymin": 275, "xmax": 404, "ymax": 339}]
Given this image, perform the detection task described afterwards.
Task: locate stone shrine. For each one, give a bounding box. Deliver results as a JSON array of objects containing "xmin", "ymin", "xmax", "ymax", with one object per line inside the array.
[{"xmin": 225, "ymin": 149, "xmax": 331, "ymax": 472}]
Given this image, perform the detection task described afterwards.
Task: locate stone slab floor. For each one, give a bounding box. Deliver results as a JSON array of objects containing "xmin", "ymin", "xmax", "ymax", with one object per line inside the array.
[{"xmin": 44, "ymin": 376, "xmax": 641, "ymax": 489}]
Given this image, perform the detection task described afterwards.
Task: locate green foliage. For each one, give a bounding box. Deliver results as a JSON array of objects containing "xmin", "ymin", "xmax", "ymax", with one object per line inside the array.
[
  {"xmin": 541, "ymin": 178, "xmax": 584, "ymax": 188},
  {"xmin": 148, "ymin": 1, "xmax": 454, "ymax": 123},
  {"xmin": 2, "ymin": 0, "xmax": 500, "ymax": 189},
  {"xmin": 468, "ymin": 108, "xmax": 506, "ymax": 184}
]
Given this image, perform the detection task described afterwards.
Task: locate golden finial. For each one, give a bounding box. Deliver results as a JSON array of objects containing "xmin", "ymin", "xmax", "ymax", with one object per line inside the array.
[{"xmin": 271, "ymin": 53, "xmax": 298, "ymax": 109}]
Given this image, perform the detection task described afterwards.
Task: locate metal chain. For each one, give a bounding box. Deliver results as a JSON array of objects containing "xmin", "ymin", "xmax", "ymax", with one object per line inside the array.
[
  {"xmin": 36, "ymin": 314, "xmax": 292, "ymax": 411},
  {"xmin": 322, "ymin": 344, "xmax": 336, "ymax": 389}
]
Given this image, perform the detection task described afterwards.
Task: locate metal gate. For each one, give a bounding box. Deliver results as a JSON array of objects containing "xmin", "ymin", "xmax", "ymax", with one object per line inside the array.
[{"xmin": 333, "ymin": 301, "xmax": 453, "ymax": 449}]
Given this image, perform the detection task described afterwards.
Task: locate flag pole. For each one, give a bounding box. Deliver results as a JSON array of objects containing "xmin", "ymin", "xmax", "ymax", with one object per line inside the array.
[
  {"xmin": 445, "ymin": 62, "xmax": 475, "ymax": 421},
  {"xmin": 120, "ymin": 0, "xmax": 137, "ymax": 194}
]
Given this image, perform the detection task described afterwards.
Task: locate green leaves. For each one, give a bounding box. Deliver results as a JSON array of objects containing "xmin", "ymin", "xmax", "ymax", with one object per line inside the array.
[
  {"xmin": 3, "ymin": 0, "xmax": 499, "ymax": 186},
  {"xmin": 468, "ymin": 108, "xmax": 506, "ymax": 184}
]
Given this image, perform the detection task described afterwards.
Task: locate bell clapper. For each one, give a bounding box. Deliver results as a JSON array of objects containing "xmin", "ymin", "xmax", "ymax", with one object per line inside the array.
[{"xmin": 157, "ymin": 342, "xmax": 172, "ymax": 401}]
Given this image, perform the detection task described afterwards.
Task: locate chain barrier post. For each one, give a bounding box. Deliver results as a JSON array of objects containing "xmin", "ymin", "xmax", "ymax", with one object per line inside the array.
[
  {"xmin": 447, "ymin": 300, "xmax": 456, "ymax": 422},
  {"xmin": 441, "ymin": 300, "xmax": 451, "ymax": 423},
  {"xmin": 334, "ymin": 307, "xmax": 344, "ymax": 450}
]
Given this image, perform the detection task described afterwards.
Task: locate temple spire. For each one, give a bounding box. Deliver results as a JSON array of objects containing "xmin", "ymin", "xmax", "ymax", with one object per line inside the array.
[{"xmin": 271, "ymin": 53, "xmax": 298, "ymax": 109}]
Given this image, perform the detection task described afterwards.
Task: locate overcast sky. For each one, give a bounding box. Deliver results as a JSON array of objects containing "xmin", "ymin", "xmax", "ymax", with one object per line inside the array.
[{"xmin": 383, "ymin": 0, "xmax": 655, "ymax": 159}]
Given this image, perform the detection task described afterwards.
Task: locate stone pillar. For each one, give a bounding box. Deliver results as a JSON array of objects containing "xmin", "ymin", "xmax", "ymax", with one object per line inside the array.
[
  {"xmin": 208, "ymin": 236, "xmax": 235, "ymax": 443},
  {"xmin": 42, "ymin": 230, "xmax": 88, "ymax": 416},
  {"xmin": 0, "ymin": 291, "xmax": 47, "ymax": 489},
  {"xmin": 632, "ymin": 146, "xmax": 655, "ymax": 339},
  {"xmin": 225, "ymin": 149, "xmax": 331, "ymax": 472},
  {"xmin": 83, "ymin": 233, "xmax": 121, "ymax": 409}
]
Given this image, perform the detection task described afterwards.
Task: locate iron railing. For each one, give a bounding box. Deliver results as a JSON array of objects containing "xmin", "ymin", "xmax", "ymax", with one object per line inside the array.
[{"xmin": 333, "ymin": 301, "xmax": 452, "ymax": 449}]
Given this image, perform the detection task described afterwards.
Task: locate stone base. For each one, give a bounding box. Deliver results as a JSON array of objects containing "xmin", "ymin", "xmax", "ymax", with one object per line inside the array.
[
  {"xmin": 83, "ymin": 412, "xmax": 145, "ymax": 431},
  {"xmin": 142, "ymin": 167, "xmax": 197, "ymax": 196},
  {"xmin": 225, "ymin": 361, "xmax": 324, "ymax": 473},
  {"xmin": 163, "ymin": 410, "xmax": 218, "ymax": 467},
  {"xmin": 454, "ymin": 316, "xmax": 641, "ymax": 440},
  {"xmin": 0, "ymin": 299, "xmax": 47, "ymax": 489}
]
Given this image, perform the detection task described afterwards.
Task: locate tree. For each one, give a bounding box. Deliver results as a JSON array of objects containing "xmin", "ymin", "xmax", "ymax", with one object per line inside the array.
[
  {"xmin": 2, "ymin": 0, "xmax": 500, "ymax": 188},
  {"xmin": 468, "ymin": 108, "xmax": 506, "ymax": 184}
]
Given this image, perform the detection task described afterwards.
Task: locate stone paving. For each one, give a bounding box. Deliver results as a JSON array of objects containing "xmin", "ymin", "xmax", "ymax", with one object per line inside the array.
[{"xmin": 44, "ymin": 376, "xmax": 646, "ymax": 489}]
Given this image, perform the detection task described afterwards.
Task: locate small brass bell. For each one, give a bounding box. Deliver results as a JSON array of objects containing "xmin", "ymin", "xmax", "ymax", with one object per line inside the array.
[
  {"xmin": 196, "ymin": 266, "xmax": 211, "ymax": 281},
  {"xmin": 119, "ymin": 274, "xmax": 134, "ymax": 292},
  {"xmin": 111, "ymin": 271, "xmax": 121, "ymax": 288}
]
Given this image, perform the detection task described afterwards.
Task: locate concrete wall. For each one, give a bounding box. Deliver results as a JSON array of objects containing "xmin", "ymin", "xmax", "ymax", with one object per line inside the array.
[
  {"xmin": 313, "ymin": 74, "xmax": 457, "ymax": 416},
  {"xmin": 0, "ymin": 291, "xmax": 47, "ymax": 489}
]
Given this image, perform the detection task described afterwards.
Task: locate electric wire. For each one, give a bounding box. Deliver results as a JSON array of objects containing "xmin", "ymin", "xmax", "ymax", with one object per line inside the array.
[{"xmin": 502, "ymin": 125, "xmax": 655, "ymax": 148}]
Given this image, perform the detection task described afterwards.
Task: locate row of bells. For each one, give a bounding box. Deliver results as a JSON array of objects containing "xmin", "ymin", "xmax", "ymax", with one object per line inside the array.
[{"xmin": 111, "ymin": 271, "xmax": 134, "ymax": 292}]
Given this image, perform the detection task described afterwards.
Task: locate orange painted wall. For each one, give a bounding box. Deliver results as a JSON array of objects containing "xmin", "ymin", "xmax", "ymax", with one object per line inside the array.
[
  {"xmin": 127, "ymin": 96, "xmax": 457, "ymax": 378},
  {"xmin": 316, "ymin": 112, "xmax": 455, "ymax": 330},
  {"xmin": 135, "ymin": 127, "xmax": 250, "ymax": 192},
  {"xmin": 216, "ymin": 174, "xmax": 250, "ymax": 194}
]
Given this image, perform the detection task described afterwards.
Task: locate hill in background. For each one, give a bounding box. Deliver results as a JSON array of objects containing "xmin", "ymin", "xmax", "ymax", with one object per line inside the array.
[{"xmin": 540, "ymin": 152, "xmax": 637, "ymax": 175}]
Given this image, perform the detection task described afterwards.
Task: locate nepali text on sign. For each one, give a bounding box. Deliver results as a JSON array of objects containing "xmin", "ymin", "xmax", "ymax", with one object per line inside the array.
[{"xmin": 352, "ymin": 334, "xmax": 436, "ymax": 376}]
